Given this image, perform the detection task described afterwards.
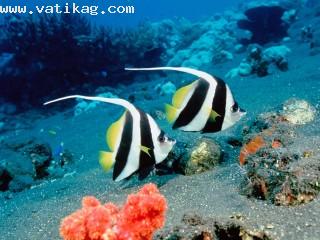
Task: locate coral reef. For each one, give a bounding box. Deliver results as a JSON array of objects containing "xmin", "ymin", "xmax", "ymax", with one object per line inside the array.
[
  {"xmin": 226, "ymin": 45, "xmax": 290, "ymax": 78},
  {"xmin": 155, "ymin": 81, "xmax": 176, "ymax": 96},
  {"xmin": 0, "ymin": 15, "xmax": 165, "ymax": 110},
  {"xmin": 171, "ymin": 138, "xmax": 222, "ymax": 176},
  {"xmin": 239, "ymin": 99, "xmax": 320, "ymax": 205},
  {"xmin": 60, "ymin": 183, "xmax": 167, "ymax": 240},
  {"xmin": 237, "ymin": 5, "xmax": 288, "ymax": 45},
  {"xmin": 166, "ymin": 17, "xmax": 237, "ymax": 68}
]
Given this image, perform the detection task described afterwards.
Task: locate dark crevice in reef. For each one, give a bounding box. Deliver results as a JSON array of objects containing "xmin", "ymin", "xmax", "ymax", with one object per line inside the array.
[
  {"xmin": 0, "ymin": 170, "xmax": 13, "ymax": 191},
  {"xmin": 156, "ymin": 214, "xmax": 273, "ymax": 240},
  {"xmin": 238, "ymin": 6, "xmax": 289, "ymax": 45},
  {"xmin": 215, "ymin": 223, "xmax": 242, "ymax": 240}
]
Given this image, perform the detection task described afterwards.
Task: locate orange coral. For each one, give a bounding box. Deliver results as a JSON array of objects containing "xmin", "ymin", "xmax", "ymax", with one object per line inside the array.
[
  {"xmin": 271, "ymin": 139, "xmax": 282, "ymax": 149},
  {"xmin": 60, "ymin": 184, "xmax": 167, "ymax": 240},
  {"xmin": 239, "ymin": 136, "xmax": 265, "ymax": 165}
]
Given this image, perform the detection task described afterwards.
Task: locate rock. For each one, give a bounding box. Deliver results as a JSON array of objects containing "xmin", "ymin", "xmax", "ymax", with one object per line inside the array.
[
  {"xmin": 262, "ymin": 45, "xmax": 291, "ymax": 63},
  {"xmin": 225, "ymin": 67, "xmax": 240, "ymax": 79},
  {"xmin": 159, "ymin": 81, "xmax": 176, "ymax": 96},
  {"xmin": 27, "ymin": 143, "xmax": 52, "ymax": 179},
  {"xmin": 167, "ymin": 17, "xmax": 237, "ymax": 68},
  {"xmin": 173, "ymin": 138, "xmax": 222, "ymax": 175},
  {"xmin": 8, "ymin": 175, "xmax": 34, "ymax": 192},
  {"xmin": 234, "ymin": 44, "xmax": 245, "ymax": 53},
  {"xmin": 0, "ymin": 167, "xmax": 12, "ymax": 191},
  {"xmin": 238, "ymin": 62, "xmax": 252, "ymax": 76},
  {"xmin": 228, "ymin": 44, "xmax": 291, "ymax": 78},
  {"xmin": 281, "ymin": 9, "xmax": 297, "ymax": 24},
  {"xmin": 237, "ymin": 5, "xmax": 289, "ymax": 45},
  {"xmin": 155, "ymin": 213, "xmax": 270, "ymax": 240},
  {"xmin": 282, "ymin": 98, "xmax": 316, "ymax": 125},
  {"xmin": 239, "ymin": 99, "xmax": 320, "ymax": 205},
  {"xmin": 0, "ymin": 137, "xmax": 73, "ymax": 192}
]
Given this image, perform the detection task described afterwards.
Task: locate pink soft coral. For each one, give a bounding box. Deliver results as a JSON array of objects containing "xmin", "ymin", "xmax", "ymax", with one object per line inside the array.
[{"xmin": 60, "ymin": 184, "xmax": 167, "ymax": 240}]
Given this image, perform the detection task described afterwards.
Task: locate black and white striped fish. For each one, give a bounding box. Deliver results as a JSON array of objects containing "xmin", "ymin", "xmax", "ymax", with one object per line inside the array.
[
  {"xmin": 126, "ymin": 67, "xmax": 246, "ymax": 133},
  {"xmin": 44, "ymin": 95, "xmax": 176, "ymax": 181}
]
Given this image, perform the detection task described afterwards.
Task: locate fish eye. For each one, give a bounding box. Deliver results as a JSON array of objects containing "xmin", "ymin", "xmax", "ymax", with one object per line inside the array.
[
  {"xmin": 231, "ymin": 102, "xmax": 239, "ymax": 113},
  {"xmin": 158, "ymin": 131, "xmax": 167, "ymax": 143}
]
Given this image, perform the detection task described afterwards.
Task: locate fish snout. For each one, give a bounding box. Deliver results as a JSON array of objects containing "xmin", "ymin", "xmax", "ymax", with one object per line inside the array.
[
  {"xmin": 169, "ymin": 137, "xmax": 176, "ymax": 145},
  {"xmin": 239, "ymin": 108, "xmax": 246, "ymax": 116}
]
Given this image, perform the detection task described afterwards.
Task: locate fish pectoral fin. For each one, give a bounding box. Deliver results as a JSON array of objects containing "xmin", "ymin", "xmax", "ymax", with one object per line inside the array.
[
  {"xmin": 165, "ymin": 104, "xmax": 179, "ymax": 123},
  {"xmin": 172, "ymin": 82, "xmax": 195, "ymax": 108},
  {"xmin": 140, "ymin": 145, "xmax": 151, "ymax": 158},
  {"xmin": 209, "ymin": 110, "xmax": 221, "ymax": 122},
  {"xmin": 99, "ymin": 151, "xmax": 115, "ymax": 171}
]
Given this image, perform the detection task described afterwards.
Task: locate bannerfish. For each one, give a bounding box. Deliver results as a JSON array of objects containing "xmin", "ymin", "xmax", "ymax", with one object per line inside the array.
[
  {"xmin": 44, "ymin": 95, "xmax": 176, "ymax": 181},
  {"xmin": 125, "ymin": 67, "xmax": 246, "ymax": 133}
]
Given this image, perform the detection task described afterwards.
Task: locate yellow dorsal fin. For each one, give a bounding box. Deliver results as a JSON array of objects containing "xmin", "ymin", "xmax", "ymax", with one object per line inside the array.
[
  {"xmin": 209, "ymin": 110, "xmax": 221, "ymax": 122},
  {"xmin": 140, "ymin": 145, "xmax": 151, "ymax": 157},
  {"xmin": 99, "ymin": 151, "xmax": 114, "ymax": 171},
  {"xmin": 106, "ymin": 112, "xmax": 126, "ymax": 151},
  {"xmin": 172, "ymin": 82, "xmax": 195, "ymax": 108},
  {"xmin": 165, "ymin": 104, "xmax": 179, "ymax": 123}
]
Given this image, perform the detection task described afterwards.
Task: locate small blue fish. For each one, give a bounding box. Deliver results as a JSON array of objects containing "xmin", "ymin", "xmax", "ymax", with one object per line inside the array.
[{"xmin": 53, "ymin": 142, "xmax": 64, "ymax": 158}]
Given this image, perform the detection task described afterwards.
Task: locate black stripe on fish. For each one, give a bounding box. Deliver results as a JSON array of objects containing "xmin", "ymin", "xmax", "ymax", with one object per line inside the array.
[
  {"xmin": 173, "ymin": 79, "xmax": 210, "ymax": 129},
  {"xmin": 113, "ymin": 111, "xmax": 133, "ymax": 180},
  {"xmin": 202, "ymin": 76, "xmax": 226, "ymax": 133},
  {"xmin": 137, "ymin": 109, "xmax": 156, "ymax": 180}
]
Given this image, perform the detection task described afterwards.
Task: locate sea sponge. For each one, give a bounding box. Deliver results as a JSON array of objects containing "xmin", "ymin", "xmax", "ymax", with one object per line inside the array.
[{"xmin": 60, "ymin": 183, "xmax": 167, "ymax": 240}]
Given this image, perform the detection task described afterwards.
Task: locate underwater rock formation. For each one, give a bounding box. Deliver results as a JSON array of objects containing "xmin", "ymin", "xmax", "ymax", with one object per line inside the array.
[
  {"xmin": 171, "ymin": 138, "xmax": 222, "ymax": 176},
  {"xmin": 237, "ymin": 5, "xmax": 289, "ymax": 45},
  {"xmin": 60, "ymin": 183, "xmax": 167, "ymax": 240},
  {"xmin": 156, "ymin": 213, "xmax": 272, "ymax": 240},
  {"xmin": 0, "ymin": 137, "xmax": 73, "ymax": 192},
  {"xmin": 165, "ymin": 17, "xmax": 237, "ymax": 68},
  {"xmin": 0, "ymin": 14, "xmax": 166, "ymax": 110},
  {"xmin": 239, "ymin": 99, "xmax": 320, "ymax": 205},
  {"xmin": 226, "ymin": 45, "xmax": 290, "ymax": 78}
]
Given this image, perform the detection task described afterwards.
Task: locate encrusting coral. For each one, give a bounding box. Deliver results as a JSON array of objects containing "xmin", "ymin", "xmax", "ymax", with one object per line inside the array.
[
  {"xmin": 239, "ymin": 99, "xmax": 320, "ymax": 205},
  {"xmin": 60, "ymin": 183, "xmax": 167, "ymax": 240}
]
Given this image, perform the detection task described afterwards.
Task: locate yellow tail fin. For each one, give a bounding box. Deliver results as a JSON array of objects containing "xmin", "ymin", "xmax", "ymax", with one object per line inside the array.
[{"xmin": 99, "ymin": 151, "xmax": 114, "ymax": 171}]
